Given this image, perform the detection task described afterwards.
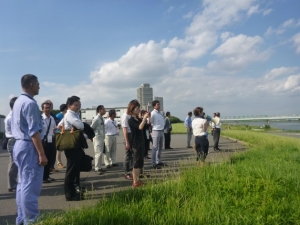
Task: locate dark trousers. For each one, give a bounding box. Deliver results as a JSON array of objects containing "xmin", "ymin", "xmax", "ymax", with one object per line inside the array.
[
  {"xmin": 64, "ymin": 148, "xmax": 82, "ymax": 199},
  {"xmin": 144, "ymin": 139, "xmax": 150, "ymax": 157},
  {"xmin": 50, "ymin": 137, "xmax": 56, "ymax": 168},
  {"xmin": 164, "ymin": 132, "xmax": 171, "ymax": 149},
  {"xmin": 123, "ymin": 133, "xmax": 133, "ymax": 175},
  {"xmin": 42, "ymin": 141, "xmax": 55, "ymax": 180},
  {"xmin": 213, "ymin": 128, "xmax": 221, "ymax": 149}
]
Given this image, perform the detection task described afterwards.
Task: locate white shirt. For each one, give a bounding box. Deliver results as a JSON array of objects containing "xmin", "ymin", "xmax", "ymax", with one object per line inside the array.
[
  {"xmin": 192, "ymin": 117, "xmax": 207, "ymax": 136},
  {"xmin": 42, "ymin": 113, "xmax": 57, "ymax": 138},
  {"xmin": 121, "ymin": 113, "xmax": 131, "ymax": 133},
  {"xmin": 105, "ymin": 118, "xmax": 117, "ymax": 135},
  {"xmin": 150, "ymin": 109, "xmax": 165, "ymax": 130},
  {"xmin": 63, "ymin": 110, "xmax": 84, "ymax": 130},
  {"xmin": 4, "ymin": 111, "xmax": 13, "ymax": 138},
  {"xmin": 215, "ymin": 120, "xmax": 222, "ymax": 128},
  {"xmin": 210, "ymin": 121, "xmax": 215, "ymax": 128}
]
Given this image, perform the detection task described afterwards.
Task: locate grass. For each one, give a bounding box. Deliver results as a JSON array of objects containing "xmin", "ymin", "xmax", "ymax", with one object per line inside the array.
[{"xmin": 37, "ymin": 131, "xmax": 300, "ymax": 225}]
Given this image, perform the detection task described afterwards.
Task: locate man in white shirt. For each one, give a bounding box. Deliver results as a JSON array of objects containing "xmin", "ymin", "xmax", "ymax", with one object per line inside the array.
[
  {"xmin": 150, "ymin": 100, "xmax": 166, "ymax": 169},
  {"xmin": 213, "ymin": 112, "xmax": 222, "ymax": 151},
  {"xmin": 41, "ymin": 102, "xmax": 57, "ymax": 183},
  {"xmin": 91, "ymin": 105, "xmax": 106, "ymax": 174},
  {"xmin": 104, "ymin": 109, "xmax": 119, "ymax": 168},
  {"xmin": 5, "ymin": 97, "xmax": 18, "ymax": 192}
]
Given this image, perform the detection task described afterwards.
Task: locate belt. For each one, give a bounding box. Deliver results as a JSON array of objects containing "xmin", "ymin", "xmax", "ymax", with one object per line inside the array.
[
  {"xmin": 153, "ymin": 129, "xmax": 164, "ymax": 132},
  {"xmin": 15, "ymin": 139, "xmax": 31, "ymax": 141},
  {"xmin": 107, "ymin": 134, "xmax": 116, "ymax": 136}
]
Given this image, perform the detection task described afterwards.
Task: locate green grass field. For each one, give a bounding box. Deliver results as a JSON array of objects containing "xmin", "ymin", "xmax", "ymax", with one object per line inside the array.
[{"xmin": 37, "ymin": 130, "xmax": 300, "ymax": 225}]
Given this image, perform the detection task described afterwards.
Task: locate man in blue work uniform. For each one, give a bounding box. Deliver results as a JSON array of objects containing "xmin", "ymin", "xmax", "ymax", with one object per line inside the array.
[{"xmin": 11, "ymin": 74, "xmax": 48, "ymax": 225}]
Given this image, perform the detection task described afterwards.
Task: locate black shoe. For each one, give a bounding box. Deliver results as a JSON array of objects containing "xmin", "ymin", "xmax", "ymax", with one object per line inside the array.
[
  {"xmin": 95, "ymin": 168, "xmax": 106, "ymax": 172},
  {"xmin": 48, "ymin": 177, "xmax": 55, "ymax": 181},
  {"xmin": 157, "ymin": 162, "xmax": 168, "ymax": 167},
  {"xmin": 214, "ymin": 148, "xmax": 220, "ymax": 151},
  {"xmin": 43, "ymin": 179, "xmax": 51, "ymax": 183},
  {"xmin": 169, "ymin": 147, "xmax": 173, "ymax": 149},
  {"xmin": 187, "ymin": 146, "xmax": 193, "ymax": 148},
  {"xmin": 8, "ymin": 188, "xmax": 16, "ymax": 192},
  {"xmin": 66, "ymin": 194, "xmax": 81, "ymax": 201},
  {"xmin": 144, "ymin": 156, "xmax": 151, "ymax": 159},
  {"xmin": 106, "ymin": 165, "xmax": 111, "ymax": 169},
  {"xmin": 112, "ymin": 164, "xmax": 119, "ymax": 167},
  {"xmin": 152, "ymin": 165, "xmax": 162, "ymax": 169}
]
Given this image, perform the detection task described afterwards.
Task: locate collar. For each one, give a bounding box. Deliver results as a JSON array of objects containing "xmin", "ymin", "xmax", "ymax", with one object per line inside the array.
[
  {"xmin": 21, "ymin": 92, "xmax": 35, "ymax": 101},
  {"xmin": 42, "ymin": 113, "xmax": 51, "ymax": 119}
]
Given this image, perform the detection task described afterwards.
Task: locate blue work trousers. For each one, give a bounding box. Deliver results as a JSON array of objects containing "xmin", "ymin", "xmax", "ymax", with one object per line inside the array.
[{"xmin": 13, "ymin": 140, "xmax": 44, "ymax": 225}]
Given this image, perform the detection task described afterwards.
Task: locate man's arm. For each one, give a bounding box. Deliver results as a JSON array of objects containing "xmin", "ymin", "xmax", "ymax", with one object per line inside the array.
[{"xmin": 31, "ymin": 132, "xmax": 48, "ymax": 166}]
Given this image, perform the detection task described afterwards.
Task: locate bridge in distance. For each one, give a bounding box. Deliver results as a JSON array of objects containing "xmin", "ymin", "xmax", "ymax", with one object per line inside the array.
[{"xmin": 221, "ymin": 115, "xmax": 300, "ymax": 122}]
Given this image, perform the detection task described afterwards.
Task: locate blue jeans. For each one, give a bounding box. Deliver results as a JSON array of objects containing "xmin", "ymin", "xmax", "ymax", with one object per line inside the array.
[{"xmin": 151, "ymin": 130, "xmax": 164, "ymax": 166}]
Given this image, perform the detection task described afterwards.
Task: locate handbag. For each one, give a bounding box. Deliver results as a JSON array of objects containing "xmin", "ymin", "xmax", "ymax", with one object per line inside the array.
[
  {"xmin": 55, "ymin": 124, "xmax": 81, "ymax": 151},
  {"xmin": 80, "ymin": 152, "xmax": 93, "ymax": 172}
]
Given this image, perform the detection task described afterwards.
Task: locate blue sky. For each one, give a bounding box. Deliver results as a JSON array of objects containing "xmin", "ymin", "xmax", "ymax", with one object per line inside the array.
[{"xmin": 0, "ymin": 0, "xmax": 299, "ymax": 119}]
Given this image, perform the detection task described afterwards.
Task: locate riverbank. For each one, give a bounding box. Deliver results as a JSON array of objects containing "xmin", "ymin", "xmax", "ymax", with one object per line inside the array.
[{"xmin": 39, "ymin": 131, "xmax": 300, "ymax": 225}]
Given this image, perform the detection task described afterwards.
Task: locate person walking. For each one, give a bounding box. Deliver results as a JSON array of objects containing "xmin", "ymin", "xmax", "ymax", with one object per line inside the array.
[
  {"xmin": 213, "ymin": 112, "xmax": 222, "ymax": 151},
  {"xmin": 128, "ymin": 101, "xmax": 149, "ymax": 187},
  {"xmin": 5, "ymin": 97, "xmax": 18, "ymax": 192},
  {"xmin": 184, "ymin": 112, "xmax": 193, "ymax": 148},
  {"xmin": 91, "ymin": 105, "xmax": 107, "ymax": 174},
  {"xmin": 164, "ymin": 111, "xmax": 173, "ymax": 149},
  {"xmin": 150, "ymin": 100, "xmax": 166, "ymax": 169},
  {"xmin": 41, "ymin": 102, "xmax": 57, "ymax": 183},
  {"xmin": 192, "ymin": 107, "xmax": 209, "ymax": 167},
  {"xmin": 11, "ymin": 74, "xmax": 48, "ymax": 225},
  {"xmin": 104, "ymin": 109, "xmax": 119, "ymax": 168}
]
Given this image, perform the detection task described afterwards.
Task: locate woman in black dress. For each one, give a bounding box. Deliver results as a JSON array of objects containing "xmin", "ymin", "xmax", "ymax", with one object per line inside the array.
[{"xmin": 128, "ymin": 102, "xmax": 150, "ymax": 187}]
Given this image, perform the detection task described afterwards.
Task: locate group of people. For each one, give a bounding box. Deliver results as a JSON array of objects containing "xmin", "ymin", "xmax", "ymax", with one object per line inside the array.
[{"xmin": 3, "ymin": 74, "xmax": 221, "ymax": 225}]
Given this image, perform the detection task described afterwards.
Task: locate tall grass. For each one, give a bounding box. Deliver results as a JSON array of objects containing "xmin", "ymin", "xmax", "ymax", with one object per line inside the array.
[{"xmin": 39, "ymin": 131, "xmax": 300, "ymax": 225}]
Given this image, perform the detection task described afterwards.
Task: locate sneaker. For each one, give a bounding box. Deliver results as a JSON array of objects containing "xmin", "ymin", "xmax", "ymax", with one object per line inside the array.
[
  {"xmin": 144, "ymin": 156, "xmax": 151, "ymax": 159},
  {"xmin": 8, "ymin": 188, "xmax": 16, "ymax": 192},
  {"xmin": 157, "ymin": 162, "xmax": 168, "ymax": 167},
  {"xmin": 125, "ymin": 174, "xmax": 133, "ymax": 180},
  {"xmin": 106, "ymin": 165, "xmax": 111, "ymax": 169},
  {"xmin": 95, "ymin": 168, "xmax": 106, "ymax": 172},
  {"xmin": 50, "ymin": 168, "xmax": 59, "ymax": 172},
  {"xmin": 57, "ymin": 163, "xmax": 64, "ymax": 169},
  {"xmin": 112, "ymin": 164, "xmax": 119, "ymax": 167},
  {"xmin": 152, "ymin": 165, "xmax": 162, "ymax": 169}
]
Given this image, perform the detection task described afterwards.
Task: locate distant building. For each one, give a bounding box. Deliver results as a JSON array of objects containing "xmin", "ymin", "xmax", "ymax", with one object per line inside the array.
[
  {"xmin": 137, "ymin": 83, "xmax": 153, "ymax": 110},
  {"xmin": 81, "ymin": 106, "xmax": 127, "ymax": 124}
]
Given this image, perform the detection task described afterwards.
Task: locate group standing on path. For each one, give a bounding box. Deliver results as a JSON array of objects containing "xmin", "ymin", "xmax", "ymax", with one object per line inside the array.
[{"xmin": 3, "ymin": 74, "xmax": 222, "ymax": 225}]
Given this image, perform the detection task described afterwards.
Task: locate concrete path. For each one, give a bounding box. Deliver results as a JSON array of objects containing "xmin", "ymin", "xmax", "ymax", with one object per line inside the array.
[{"xmin": 0, "ymin": 133, "xmax": 246, "ymax": 225}]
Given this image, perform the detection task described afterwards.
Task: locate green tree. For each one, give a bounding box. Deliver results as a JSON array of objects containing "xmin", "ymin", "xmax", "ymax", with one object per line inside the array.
[{"xmin": 169, "ymin": 116, "xmax": 183, "ymax": 124}]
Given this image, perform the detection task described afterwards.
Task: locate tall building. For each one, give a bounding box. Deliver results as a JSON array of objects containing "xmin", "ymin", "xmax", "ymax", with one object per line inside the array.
[{"xmin": 137, "ymin": 83, "xmax": 153, "ymax": 109}]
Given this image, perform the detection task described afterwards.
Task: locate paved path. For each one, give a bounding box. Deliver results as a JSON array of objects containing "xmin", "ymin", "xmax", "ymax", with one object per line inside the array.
[{"xmin": 0, "ymin": 133, "xmax": 246, "ymax": 225}]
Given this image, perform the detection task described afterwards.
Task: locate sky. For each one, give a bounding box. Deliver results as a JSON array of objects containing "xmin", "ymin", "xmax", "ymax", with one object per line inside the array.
[{"xmin": 0, "ymin": 0, "xmax": 299, "ymax": 120}]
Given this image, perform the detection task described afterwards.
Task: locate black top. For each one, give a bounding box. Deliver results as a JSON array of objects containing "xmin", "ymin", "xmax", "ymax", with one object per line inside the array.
[{"xmin": 128, "ymin": 117, "xmax": 145, "ymax": 150}]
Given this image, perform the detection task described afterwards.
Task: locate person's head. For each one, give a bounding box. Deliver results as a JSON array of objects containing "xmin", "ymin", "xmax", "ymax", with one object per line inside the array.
[
  {"xmin": 213, "ymin": 113, "xmax": 216, "ymax": 117},
  {"xmin": 193, "ymin": 107, "xmax": 204, "ymax": 117},
  {"xmin": 166, "ymin": 111, "xmax": 171, "ymax": 117},
  {"xmin": 109, "ymin": 109, "xmax": 116, "ymax": 119},
  {"xmin": 21, "ymin": 74, "xmax": 40, "ymax": 96},
  {"xmin": 127, "ymin": 100, "xmax": 140, "ymax": 117},
  {"xmin": 216, "ymin": 112, "xmax": 220, "ymax": 117},
  {"xmin": 71, "ymin": 96, "xmax": 81, "ymax": 110},
  {"xmin": 60, "ymin": 104, "xmax": 67, "ymax": 114},
  {"xmin": 140, "ymin": 110, "xmax": 146, "ymax": 117},
  {"xmin": 41, "ymin": 102, "xmax": 52, "ymax": 116},
  {"xmin": 44, "ymin": 100, "xmax": 53, "ymax": 111},
  {"xmin": 9, "ymin": 97, "xmax": 18, "ymax": 110},
  {"xmin": 96, "ymin": 105, "xmax": 106, "ymax": 116},
  {"xmin": 188, "ymin": 112, "xmax": 192, "ymax": 117},
  {"xmin": 152, "ymin": 100, "xmax": 160, "ymax": 110},
  {"xmin": 66, "ymin": 96, "xmax": 80, "ymax": 112}
]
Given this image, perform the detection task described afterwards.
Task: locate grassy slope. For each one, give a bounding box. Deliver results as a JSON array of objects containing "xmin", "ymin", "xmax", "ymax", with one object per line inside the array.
[{"xmin": 40, "ymin": 131, "xmax": 300, "ymax": 225}]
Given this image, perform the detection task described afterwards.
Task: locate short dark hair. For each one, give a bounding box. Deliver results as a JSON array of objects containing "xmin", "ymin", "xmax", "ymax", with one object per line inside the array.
[
  {"xmin": 193, "ymin": 107, "xmax": 203, "ymax": 117},
  {"xmin": 70, "ymin": 96, "xmax": 80, "ymax": 101},
  {"xmin": 9, "ymin": 97, "xmax": 18, "ymax": 109},
  {"xmin": 109, "ymin": 109, "xmax": 116, "ymax": 117},
  {"xmin": 152, "ymin": 100, "xmax": 160, "ymax": 107},
  {"xmin": 96, "ymin": 105, "xmax": 104, "ymax": 113},
  {"xmin": 166, "ymin": 111, "xmax": 170, "ymax": 117},
  {"xmin": 41, "ymin": 102, "xmax": 51, "ymax": 109},
  {"xmin": 60, "ymin": 104, "xmax": 67, "ymax": 112},
  {"xmin": 141, "ymin": 110, "xmax": 146, "ymax": 116},
  {"xmin": 21, "ymin": 74, "xmax": 38, "ymax": 89},
  {"xmin": 216, "ymin": 112, "xmax": 220, "ymax": 117},
  {"xmin": 188, "ymin": 112, "xmax": 192, "ymax": 116},
  {"xmin": 66, "ymin": 96, "xmax": 80, "ymax": 106}
]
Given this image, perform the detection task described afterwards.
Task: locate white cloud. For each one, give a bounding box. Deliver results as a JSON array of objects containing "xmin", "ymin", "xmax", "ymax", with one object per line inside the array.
[
  {"xmin": 284, "ymin": 75, "xmax": 300, "ymax": 91},
  {"xmin": 183, "ymin": 11, "xmax": 193, "ymax": 19},
  {"xmin": 166, "ymin": 6, "xmax": 174, "ymax": 13},
  {"xmin": 247, "ymin": 5, "xmax": 259, "ymax": 16},
  {"xmin": 265, "ymin": 18, "xmax": 300, "ymax": 35},
  {"xmin": 208, "ymin": 34, "xmax": 270, "ymax": 73},
  {"xmin": 263, "ymin": 8, "xmax": 272, "ymax": 16},
  {"xmin": 264, "ymin": 67, "xmax": 299, "ymax": 79},
  {"xmin": 220, "ymin": 32, "xmax": 234, "ymax": 42},
  {"xmin": 292, "ymin": 33, "xmax": 300, "ymax": 54}
]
